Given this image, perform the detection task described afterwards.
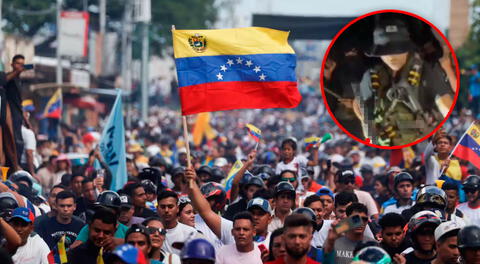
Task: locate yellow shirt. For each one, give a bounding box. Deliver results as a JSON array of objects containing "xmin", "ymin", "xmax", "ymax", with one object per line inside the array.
[{"xmin": 436, "ymin": 157, "xmax": 462, "ymax": 181}]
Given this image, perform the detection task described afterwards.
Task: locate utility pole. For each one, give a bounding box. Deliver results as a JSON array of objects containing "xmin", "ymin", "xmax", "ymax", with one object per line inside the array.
[
  {"xmin": 121, "ymin": 1, "xmax": 133, "ymax": 127},
  {"xmin": 56, "ymin": 0, "xmax": 62, "ymax": 84},
  {"xmin": 134, "ymin": 0, "xmax": 151, "ymax": 122},
  {"xmin": 141, "ymin": 21, "xmax": 149, "ymax": 122},
  {"xmin": 99, "ymin": 0, "xmax": 106, "ymax": 35}
]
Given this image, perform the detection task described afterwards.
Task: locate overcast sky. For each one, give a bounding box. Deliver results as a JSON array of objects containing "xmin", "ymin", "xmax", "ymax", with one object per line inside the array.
[{"xmin": 216, "ymin": 0, "xmax": 451, "ymax": 33}]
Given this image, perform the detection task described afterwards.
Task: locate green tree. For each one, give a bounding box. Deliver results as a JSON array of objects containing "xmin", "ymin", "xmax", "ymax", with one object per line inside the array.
[
  {"xmin": 2, "ymin": 0, "xmax": 216, "ymax": 55},
  {"xmin": 456, "ymin": 0, "xmax": 480, "ymax": 67}
]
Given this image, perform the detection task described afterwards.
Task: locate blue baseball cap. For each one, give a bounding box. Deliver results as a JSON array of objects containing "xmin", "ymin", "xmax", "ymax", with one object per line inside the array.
[
  {"xmin": 107, "ymin": 244, "xmax": 147, "ymax": 264},
  {"xmin": 316, "ymin": 187, "xmax": 334, "ymax": 199},
  {"xmin": 247, "ymin": 197, "xmax": 272, "ymax": 214},
  {"xmin": 11, "ymin": 207, "xmax": 34, "ymax": 223}
]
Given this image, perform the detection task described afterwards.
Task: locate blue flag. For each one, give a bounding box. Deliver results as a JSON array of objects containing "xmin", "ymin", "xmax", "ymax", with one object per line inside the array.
[{"xmin": 99, "ymin": 90, "xmax": 127, "ymax": 191}]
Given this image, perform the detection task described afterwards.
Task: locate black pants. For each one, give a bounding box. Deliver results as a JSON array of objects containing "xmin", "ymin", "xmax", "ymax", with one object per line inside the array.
[{"xmin": 10, "ymin": 107, "xmax": 23, "ymax": 164}]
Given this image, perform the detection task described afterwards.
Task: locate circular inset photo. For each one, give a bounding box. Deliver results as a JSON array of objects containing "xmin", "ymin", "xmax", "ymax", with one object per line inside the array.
[{"xmin": 321, "ymin": 10, "xmax": 459, "ymax": 149}]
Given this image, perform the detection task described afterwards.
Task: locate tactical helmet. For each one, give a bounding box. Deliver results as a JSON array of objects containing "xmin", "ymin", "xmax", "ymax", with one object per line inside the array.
[
  {"xmin": 360, "ymin": 164, "xmax": 374, "ymax": 173},
  {"xmin": 408, "ymin": 210, "xmax": 442, "ymax": 234},
  {"xmin": 353, "ymin": 246, "xmax": 392, "ymax": 264},
  {"xmin": 0, "ymin": 193, "xmax": 18, "ymax": 218},
  {"xmin": 394, "ymin": 172, "xmax": 414, "ymax": 188},
  {"xmin": 256, "ymin": 172, "xmax": 271, "ymax": 181},
  {"xmin": 259, "ymin": 151, "xmax": 277, "ymax": 165},
  {"xmin": 138, "ymin": 167, "xmax": 163, "ymax": 186},
  {"xmin": 210, "ymin": 167, "xmax": 225, "ymax": 183},
  {"xmin": 258, "ymin": 165, "xmax": 275, "ymax": 178},
  {"xmin": 463, "ymin": 175, "xmax": 480, "ymax": 190},
  {"xmin": 245, "ymin": 176, "xmax": 265, "ymax": 188},
  {"xmin": 274, "ymin": 182, "xmax": 295, "ymax": 198},
  {"xmin": 171, "ymin": 167, "xmax": 186, "ymax": 178},
  {"xmin": 180, "ymin": 238, "xmax": 216, "ymax": 261},
  {"xmin": 240, "ymin": 172, "xmax": 254, "ymax": 185},
  {"xmin": 10, "ymin": 170, "xmax": 34, "ymax": 189},
  {"xmin": 415, "ymin": 186, "xmax": 447, "ymax": 210},
  {"xmin": 457, "ymin": 225, "xmax": 480, "ymax": 249},
  {"xmin": 95, "ymin": 191, "xmax": 122, "ymax": 209},
  {"xmin": 200, "ymin": 182, "xmax": 226, "ymax": 209},
  {"xmin": 148, "ymin": 155, "xmax": 168, "ymax": 168},
  {"xmin": 197, "ymin": 166, "xmax": 213, "ymax": 177},
  {"xmin": 140, "ymin": 179, "xmax": 157, "ymax": 194},
  {"xmin": 293, "ymin": 207, "xmax": 317, "ymax": 229}
]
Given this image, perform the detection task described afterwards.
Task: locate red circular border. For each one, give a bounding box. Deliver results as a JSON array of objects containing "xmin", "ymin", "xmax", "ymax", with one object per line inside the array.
[{"xmin": 320, "ymin": 9, "xmax": 460, "ymax": 150}]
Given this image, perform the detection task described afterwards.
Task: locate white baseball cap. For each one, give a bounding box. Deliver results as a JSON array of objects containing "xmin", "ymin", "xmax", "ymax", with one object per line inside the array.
[{"xmin": 434, "ymin": 221, "xmax": 465, "ymax": 241}]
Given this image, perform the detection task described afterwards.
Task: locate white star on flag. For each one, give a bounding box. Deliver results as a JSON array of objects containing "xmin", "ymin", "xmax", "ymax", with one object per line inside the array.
[
  {"xmin": 226, "ymin": 59, "xmax": 234, "ymax": 66},
  {"xmin": 259, "ymin": 73, "xmax": 266, "ymax": 80},
  {"xmin": 245, "ymin": 60, "xmax": 253, "ymax": 67},
  {"xmin": 253, "ymin": 66, "xmax": 261, "ymax": 73},
  {"xmin": 216, "ymin": 73, "xmax": 223, "ymax": 80},
  {"xmin": 236, "ymin": 57, "xmax": 243, "ymax": 64},
  {"xmin": 220, "ymin": 65, "xmax": 227, "ymax": 72}
]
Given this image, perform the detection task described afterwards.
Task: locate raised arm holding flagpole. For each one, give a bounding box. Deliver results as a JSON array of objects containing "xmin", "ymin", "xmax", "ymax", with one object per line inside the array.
[{"xmin": 439, "ymin": 121, "xmax": 477, "ymax": 176}]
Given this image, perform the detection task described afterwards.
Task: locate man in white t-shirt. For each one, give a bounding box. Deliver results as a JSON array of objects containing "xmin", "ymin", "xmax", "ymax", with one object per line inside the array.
[
  {"xmin": 185, "ymin": 168, "xmax": 234, "ymax": 252},
  {"xmin": 247, "ymin": 197, "xmax": 272, "ymax": 249},
  {"xmin": 456, "ymin": 175, "xmax": 480, "ymax": 225},
  {"xmin": 268, "ymin": 182, "xmax": 295, "ymax": 232},
  {"xmin": 157, "ymin": 190, "xmax": 197, "ymax": 255},
  {"xmin": 304, "ymin": 194, "xmax": 333, "ymax": 248},
  {"xmin": 216, "ymin": 211, "xmax": 263, "ymax": 264},
  {"xmin": 21, "ymin": 123, "xmax": 38, "ymax": 177},
  {"xmin": 9, "ymin": 207, "xmax": 50, "ymax": 264}
]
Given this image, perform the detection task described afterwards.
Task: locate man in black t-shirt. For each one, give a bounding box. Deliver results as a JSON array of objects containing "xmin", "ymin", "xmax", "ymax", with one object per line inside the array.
[
  {"xmin": 404, "ymin": 211, "xmax": 441, "ymax": 264},
  {"xmin": 35, "ymin": 191, "xmax": 85, "ymax": 249},
  {"xmin": 379, "ymin": 213, "xmax": 410, "ymax": 259},
  {"xmin": 0, "ymin": 54, "xmax": 28, "ymax": 168}
]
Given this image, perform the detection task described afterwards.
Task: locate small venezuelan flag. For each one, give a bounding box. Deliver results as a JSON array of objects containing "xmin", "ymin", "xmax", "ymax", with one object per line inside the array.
[
  {"xmin": 43, "ymin": 89, "xmax": 62, "ymax": 119},
  {"xmin": 224, "ymin": 160, "xmax": 244, "ymax": 199},
  {"xmin": 304, "ymin": 137, "xmax": 321, "ymax": 151},
  {"xmin": 97, "ymin": 247, "xmax": 105, "ymax": 264},
  {"xmin": 452, "ymin": 122, "xmax": 480, "ymax": 169},
  {"xmin": 246, "ymin": 124, "xmax": 262, "ymax": 142},
  {"xmin": 47, "ymin": 235, "xmax": 68, "ymax": 264},
  {"xmin": 304, "ymin": 133, "xmax": 332, "ymax": 151},
  {"xmin": 172, "ymin": 27, "xmax": 301, "ymax": 115},
  {"xmin": 22, "ymin": 99, "xmax": 35, "ymax": 112}
]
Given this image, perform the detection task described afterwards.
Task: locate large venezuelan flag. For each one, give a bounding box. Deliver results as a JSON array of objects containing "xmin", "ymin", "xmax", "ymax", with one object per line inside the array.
[
  {"xmin": 43, "ymin": 89, "xmax": 62, "ymax": 119},
  {"xmin": 452, "ymin": 123, "xmax": 480, "ymax": 169},
  {"xmin": 172, "ymin": 27, "xmax": 301, "ymax": 115}
]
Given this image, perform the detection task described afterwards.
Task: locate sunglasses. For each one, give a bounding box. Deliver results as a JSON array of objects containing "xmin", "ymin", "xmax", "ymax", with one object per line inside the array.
[
  {"xmin": 281, "ymin": 177, "xmax": 296, "ymax": 183},
  {"xmin": 339, "ymin": 178, "xmax": 355, "ymax": 184},
  {"xmin": 147, "ymin": 226, "xmax": 166, "ymax": 235},
  {"xmin": 360, "ymin": 216, "xmax": 369, "ymax": 223}
]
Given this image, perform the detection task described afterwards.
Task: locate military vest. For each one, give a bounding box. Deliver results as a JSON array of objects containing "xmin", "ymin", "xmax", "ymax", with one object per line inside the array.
[{"xmin": 365, "ymin": 53, "xmax": 442, "ymax": 146}]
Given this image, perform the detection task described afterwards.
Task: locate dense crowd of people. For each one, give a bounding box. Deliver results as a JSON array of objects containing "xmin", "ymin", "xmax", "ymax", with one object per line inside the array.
[{"xmin": 0, "ymin": 46, "xmax": 478, "ymax": 264}]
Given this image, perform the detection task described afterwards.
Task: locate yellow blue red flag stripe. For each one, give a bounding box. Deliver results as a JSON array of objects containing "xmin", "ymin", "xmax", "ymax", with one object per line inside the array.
[
  {"xmin": 43, "ymin": 89, "xmax": 62, "ymax": 119},
  {"xmin": 246, "ymin": 124, "xmax": 262, "ymax": 142},
  {"xmin": 305, "ymin": 137, "xmax": 321, "ymax": 151},
  {"xmin": 452, "ymin": 123, "xmax": 480, "ymax": 169},
  {"xmin": 172, "ymin": 27, "xmax": 301, "ymax": 115}
]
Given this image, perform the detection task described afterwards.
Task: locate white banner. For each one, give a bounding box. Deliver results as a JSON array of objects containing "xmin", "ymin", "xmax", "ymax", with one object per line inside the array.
[{"xmin": 58, "ymin": 11, "xmax": 89, "ymax": 57}]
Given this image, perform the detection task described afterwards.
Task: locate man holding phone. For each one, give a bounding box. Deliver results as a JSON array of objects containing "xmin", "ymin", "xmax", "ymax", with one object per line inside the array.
[
  {"xmin": 323, "ymin": 203, "xmax": 376, "ymax": 264},
  {"xmin": 0, "ymin": 54, "xmax": 31, "ymax": 168}
]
